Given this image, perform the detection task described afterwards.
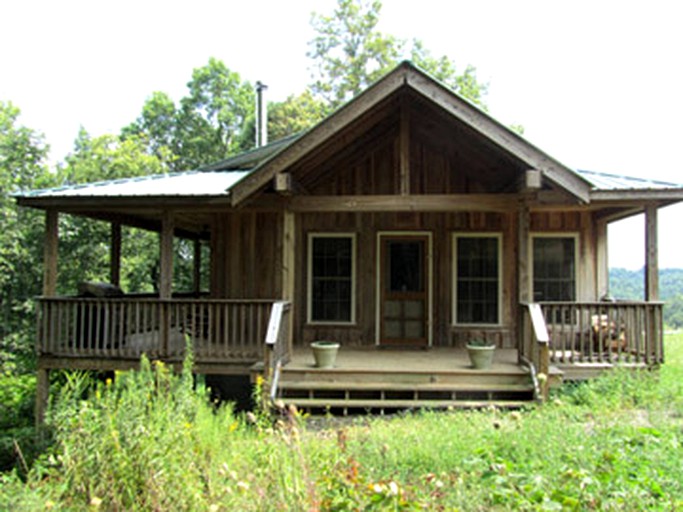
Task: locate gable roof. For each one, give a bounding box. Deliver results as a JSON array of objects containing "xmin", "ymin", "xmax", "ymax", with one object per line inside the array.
[{"xmin": 228, "ymin": 61, "xmax": 594, "ymax": 205}]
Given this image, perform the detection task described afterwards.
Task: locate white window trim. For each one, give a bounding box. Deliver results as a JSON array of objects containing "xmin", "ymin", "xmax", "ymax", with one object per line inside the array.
[
  {"xmin": 452, "ymin": 232, "xmax": 503, "ymax": 327},
  {"xmin": 529, "ymin": 232, "xmax": 580, "ymax": 302},
  {"xmin": 307, "ymin": 232, "xmax": 357, "ymax": 325},
  {"xmin": 375, "ymin": 231, "xmax": 433, "ymax": 346}
]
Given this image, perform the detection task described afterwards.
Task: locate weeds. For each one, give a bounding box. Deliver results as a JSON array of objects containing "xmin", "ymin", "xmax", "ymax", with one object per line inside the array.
[{"xmin": 1, "ymin": 334, "xmax": 683, "ymax": 510}]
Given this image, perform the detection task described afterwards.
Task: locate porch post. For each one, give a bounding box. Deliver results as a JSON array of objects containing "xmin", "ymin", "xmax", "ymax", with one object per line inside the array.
[
  {"xmin": 645, "ymin": 205, "xmax": 659, "ymax": 301},
  {"xmin": 159, "ymin": 211, "xmax": 174, "ymax": 299},
  {"xmin": 193, "ymin": 239, "xmax": 202, "ymax": 295},
  {"xmin": 110, "ymin": 221, "xmax": 121, "ymax": 287},
  {"xmin": 43, "ymin": 209, "xmax": 59, "ymax": 297},
  {"xmin": 282, "ymin": 210, "xmax": 296, "ymax": 353},
  {"xmin": 38, "ymin": 208, "xmax": 58, "ymax": 427},
  {"xmin": 596, "ymin": 219, "xmax": 609, "ymax": 298},
  {"xmin": 517, "ymin": 202, "xmax": 531, "ymax": 363}
]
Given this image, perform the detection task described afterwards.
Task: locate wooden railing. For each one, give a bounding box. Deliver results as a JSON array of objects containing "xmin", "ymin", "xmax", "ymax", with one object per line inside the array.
[
  {"xmin": 538, "ymin": 301, "xmax": 664, "ymax": 366},
  {"xmin": 37, "ymin": 297, "xmax": 280, "ymax": 363},
  {"xmin": 520, "ymin": 303, "xmax": 550, "ymax": 400}
]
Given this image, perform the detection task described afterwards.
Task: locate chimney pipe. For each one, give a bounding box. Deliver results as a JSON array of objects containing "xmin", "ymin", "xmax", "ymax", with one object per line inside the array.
[{"xmin": 255, "ymin": 81, "xmax": 268, "ymax": 147}]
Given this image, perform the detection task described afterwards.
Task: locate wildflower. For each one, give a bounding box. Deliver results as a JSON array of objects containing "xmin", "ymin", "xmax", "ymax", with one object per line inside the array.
[
  {"xmin": 387, "ymin": 481, "xmax": 399, "ymax": 496},
  {"xmin": 237, "ymin": 481, "xmax": 250, "ymax": 492},
  {"xmin": 255, "ymin": 374, "xmax": 264, "ymax": 387},
  {"xmin": 209, "ymin": 505, "xmax": 219, "ymax": 512},
  {"xmin": 229, "ymin": 422, "xmax": 238, "ymax": 433},
  {"xmin": 45, "ymin": 501, "xmax": 55, "ymax": 509},
  {"xmin": 105, "ymin": 378, "xmax": 112, "ymax": 386},
  {"xmin": 372, "ymin": 483, "xmax": 383, "ymax": 494},
  {"xmin": 90, "ymin": 496, "xmax": 103, "ymax": 507}
]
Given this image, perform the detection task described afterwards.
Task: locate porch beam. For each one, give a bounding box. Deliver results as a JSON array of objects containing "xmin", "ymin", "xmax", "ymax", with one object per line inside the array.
[
  {"xmin": 159, "ymin": 211, "xmax": 174, "ymax": 299},
  {"xmin": 645, "ymin": 204, "xmax": 658, "ymax": 301},
  {"xmin": 43, "ymin": 209, "xmax": 59, "ymax": 296},
  {"xmin": 110, "ymin": 221, "xmax": 121, "ymax": 287},
  {"xmin": 288, "ymin": 194, "xmax": 517, "ymax": 212}
]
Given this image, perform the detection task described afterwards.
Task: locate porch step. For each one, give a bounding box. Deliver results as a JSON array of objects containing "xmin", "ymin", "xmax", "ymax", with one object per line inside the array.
[
  {"xmin": 283, "ymin": 397, "xmax": 532, "ymax": 412},
  {"xmin": 276, "ymin": 377, "xmax": 535, "ymax": 414},
  {"xmin": 279, "ymin": 369, "xmax": 530, "ymax": 387},
  {"xmin": 279, "ymin": 380, "xmax": 534, "ymax": 393}
]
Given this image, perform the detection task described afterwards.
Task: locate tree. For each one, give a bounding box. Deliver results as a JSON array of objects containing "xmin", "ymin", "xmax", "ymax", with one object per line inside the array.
[
  {"xmin": 308, "ymin": 0, "xmax": 488, "ymax": 109},
  {"xmin": 0, "ymin": 102, "xmax": 52, "ymax": 371},
  {"xmin": 124, "ymin": 59, "xmax": 254, "ymax": 171}
]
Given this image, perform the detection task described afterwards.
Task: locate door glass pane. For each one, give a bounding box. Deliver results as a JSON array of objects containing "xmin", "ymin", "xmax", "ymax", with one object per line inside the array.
[{"xmin": 387, "ymin": 241, "xmax": 424, "ymax": 292}]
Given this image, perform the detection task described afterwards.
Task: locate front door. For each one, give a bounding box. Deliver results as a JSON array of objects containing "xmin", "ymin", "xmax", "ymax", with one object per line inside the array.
[{"xmin": 378, "ymin": 234, "xmax": 430, "ymax": 346}]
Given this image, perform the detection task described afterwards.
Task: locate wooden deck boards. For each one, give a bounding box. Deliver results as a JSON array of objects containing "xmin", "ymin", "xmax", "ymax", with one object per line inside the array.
[{"xmin": 286, "ymin": 346, "xmax": 524, "ymax": 374}]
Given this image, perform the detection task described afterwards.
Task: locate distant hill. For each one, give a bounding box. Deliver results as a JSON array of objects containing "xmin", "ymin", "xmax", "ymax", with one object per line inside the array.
[{"xmin": 609, "ymin": 268, "xmax": 683, "ymax": 328}]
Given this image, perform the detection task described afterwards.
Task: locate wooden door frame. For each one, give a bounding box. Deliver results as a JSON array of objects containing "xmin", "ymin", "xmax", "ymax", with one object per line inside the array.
[{"xmin": 375, "ymin": 231, "xmax": 433, "ymax": 347}]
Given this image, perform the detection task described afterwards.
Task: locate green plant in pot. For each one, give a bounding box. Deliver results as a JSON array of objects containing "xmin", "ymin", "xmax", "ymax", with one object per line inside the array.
[
  {"xmin": 310, "ymin": 341, "xmax": 340, "ymax": 368},
  {"xmin": 466, "ymin": 339, "xmax": 496, "ymax": 370}
]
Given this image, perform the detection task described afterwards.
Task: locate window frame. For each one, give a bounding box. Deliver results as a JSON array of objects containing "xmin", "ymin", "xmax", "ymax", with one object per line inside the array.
[
  {"xmin": 452, "ymin": 232, "xmax": 503, "ymax": 327},
  {"xmin": 529, "ymin": 233, "xmax": 580, "ymax": 303},
  {"xmin": 306, "ymin": 232, "xmax": 357, "ymax": 325}
]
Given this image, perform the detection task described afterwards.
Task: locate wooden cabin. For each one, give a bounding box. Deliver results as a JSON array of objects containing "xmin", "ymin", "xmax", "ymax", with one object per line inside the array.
[{"xmin": 18, "ymin": 62, "xmax": 683, "ymax": 416}]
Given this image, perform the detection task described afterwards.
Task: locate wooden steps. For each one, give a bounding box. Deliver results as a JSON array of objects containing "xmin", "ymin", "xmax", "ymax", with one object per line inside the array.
[{"xmin": 276, "ymin": 365, "xmax": 537, "ymax": 414}]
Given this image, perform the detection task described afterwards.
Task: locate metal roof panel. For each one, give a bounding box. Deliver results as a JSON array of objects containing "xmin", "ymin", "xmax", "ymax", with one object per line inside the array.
[{"xmin": 17, "ymin": 170, "xmax": 251, "ymax": 198}]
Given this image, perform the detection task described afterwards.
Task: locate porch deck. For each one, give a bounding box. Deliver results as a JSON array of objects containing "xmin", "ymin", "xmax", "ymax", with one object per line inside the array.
[{"xmin": 273, "ymin": 347, "xmax": 548, "ymax": 414}]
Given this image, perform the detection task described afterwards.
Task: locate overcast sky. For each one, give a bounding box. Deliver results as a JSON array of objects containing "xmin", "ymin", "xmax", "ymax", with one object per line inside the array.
[{"xmin": 1, "ymin": 0, "xmax": 682, "ymax": 271}]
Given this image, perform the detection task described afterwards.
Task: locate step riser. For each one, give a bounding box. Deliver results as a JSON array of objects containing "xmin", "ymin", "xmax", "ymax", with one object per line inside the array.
[{"xmin": 279, "ymin": 371, "xmax": 529, "ymax": 387}]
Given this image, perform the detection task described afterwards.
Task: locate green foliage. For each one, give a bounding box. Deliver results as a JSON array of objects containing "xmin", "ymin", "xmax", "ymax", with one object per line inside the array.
[
  {"xmin": 3, "ymin": 335, "xmax": 683, "ymax": 509},
  {"xmin": 610, "ymin": 267, "xmax": 683, "ymax": 328},
  {"xmin": 308, "ymin": 0, "xmax": 487, "ymax": 109},
  {"xmin": 124, "ymin": 58, "xmax": 254, "ymax": 171},
  {"xmin": 0, "ymin": 102, "xmax": 52, "ymax": 374}
]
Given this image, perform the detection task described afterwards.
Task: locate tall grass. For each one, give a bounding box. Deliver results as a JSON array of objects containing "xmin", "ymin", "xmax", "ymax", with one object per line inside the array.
[{"xmin": 2, "ymin": 335, "xmax": 682, "ymax": 510}]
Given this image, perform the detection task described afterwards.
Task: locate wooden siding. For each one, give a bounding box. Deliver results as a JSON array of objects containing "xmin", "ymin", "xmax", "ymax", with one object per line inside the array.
[{"xmin": 211, "ymin": 212, "xmax": 281, "ymax": 299}]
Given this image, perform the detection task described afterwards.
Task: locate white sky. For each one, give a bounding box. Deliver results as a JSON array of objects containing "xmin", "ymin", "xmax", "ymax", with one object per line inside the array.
[{"xmin": 1, "ymin": 0, "xmax": 682, "ymax": 270}]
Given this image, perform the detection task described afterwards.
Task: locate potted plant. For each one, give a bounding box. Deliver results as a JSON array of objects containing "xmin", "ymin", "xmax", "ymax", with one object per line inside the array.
[
  {"xmin": 310, "ymin": 341, "xmax": 340, "ymax": 368},
  {"xmin": 466, "ymin": 339, "xmax": 496, "ymax": 370}
]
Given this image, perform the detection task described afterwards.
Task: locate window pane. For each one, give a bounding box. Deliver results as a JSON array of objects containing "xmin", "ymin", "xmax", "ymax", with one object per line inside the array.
[
  {"xmin": 456, "ymin": 237, "xmax": 499, "ymax": 324},
  {"xmin": 310, "ymin": 237, "xmax": 353, "ymax": 322},
  {"xmin": 533, "ymin": 237, "xmax": 576, "ymax": 301}
]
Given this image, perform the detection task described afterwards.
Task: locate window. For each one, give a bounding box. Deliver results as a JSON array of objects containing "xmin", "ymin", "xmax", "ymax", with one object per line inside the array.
[
  {"xmin": 453, "ymin": 234, "xmax": 501, "ymax": 325},
  {"xmin": 308, "ymin": 234, "xmax": 355, "ymax": 323},
  {"xmin": 532, "ymin": 236, "xmax": 576, "ymax": 301}
]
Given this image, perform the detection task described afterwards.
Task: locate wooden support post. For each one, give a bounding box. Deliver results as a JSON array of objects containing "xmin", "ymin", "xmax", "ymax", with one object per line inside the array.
[
  {"xmin": 517, "ymin": 202, "xmax": 531, "ymax": 362},
  {"xmin": 282, "ymin": 211, "xmax": 295, "ymax": 352},
  {"xmin": 193, "ymin": 239, "xmax": 202, "ymax": 295},
  {"xmin": 596, "ymin": 218, "xmax": 609, "ymax": 298},
  {"xmin": 517, "ymin": 203, "xmax": 531, "ymax": 304},
  {"xmin": 43, "ymin": 209, "xmax": 59, "ymax": 296},
  {"xmin": 110, "ymin": 221, "xmax": 121, "ymax": 287},
  {"xmin": 645, "ymin": 205, "xmax": 658, "ymax": 301},
  {"xmin": 35, "ymin": 368, "xmax": 49, "ymax": 428},
  {"xmin": 159, "ymin": 211, "xmax": 174, "ymax": 300}
]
